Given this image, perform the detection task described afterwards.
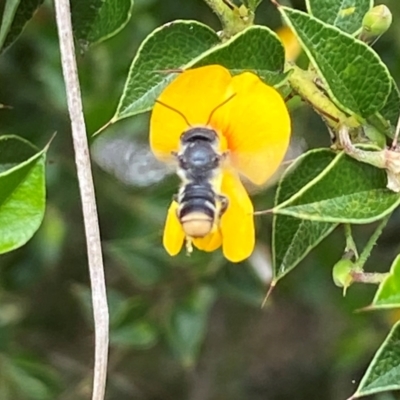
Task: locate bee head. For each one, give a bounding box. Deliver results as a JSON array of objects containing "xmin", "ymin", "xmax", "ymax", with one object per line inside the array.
[
  {"xmin": 178, "ymin": 129, "xmax": 221, "ymax": 171},
  {"xmin": 181, "ymin": 127, "xmax": 218, "ymax": 144}
]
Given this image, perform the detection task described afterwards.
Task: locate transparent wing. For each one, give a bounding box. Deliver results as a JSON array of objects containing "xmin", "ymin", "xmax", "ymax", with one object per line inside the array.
[{"xmin": 92, "ymin": 131, "xmax": 175, "ymax": 188}]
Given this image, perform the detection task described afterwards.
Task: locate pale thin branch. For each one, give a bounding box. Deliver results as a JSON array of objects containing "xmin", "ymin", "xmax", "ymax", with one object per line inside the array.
[{"xmin": 53, "ymin": 1, "xmax": 109, "ymax": 399}]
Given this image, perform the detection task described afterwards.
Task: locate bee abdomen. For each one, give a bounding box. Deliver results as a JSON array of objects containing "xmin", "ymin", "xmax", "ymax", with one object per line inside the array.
[
  {"xmin": 180, "ymin": 183, "xmax": 215, "ymax": 203},
  {"xmin": 177, "ymin": 183, "xmax": 217, "ymax": 238}
]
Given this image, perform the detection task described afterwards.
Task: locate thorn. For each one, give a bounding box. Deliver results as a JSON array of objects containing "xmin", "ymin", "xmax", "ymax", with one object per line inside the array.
[
  {"xmin": 92, "ymin": 119, "xmax": 112, "ymax": 137},
  {"xmin": 44, "ymin": 131, "xmax": 57, "ymax": 152},
  {"xmin": 0, "ymin": 103, "xmax": 13, "ymax": 109},
  {"xmin": 261, "ymin": 281, "xmax": 276, "ymax": 308},
  {"xmin": 353, "ymin": 304, "xmax": 375, "ymax": 313},
  {"xmin": 253, "ymin": 208, "xmax": 273, "ymax": 216}
]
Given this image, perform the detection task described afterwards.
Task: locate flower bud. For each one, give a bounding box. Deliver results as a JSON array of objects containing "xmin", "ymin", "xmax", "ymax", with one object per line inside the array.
[
  {"xmin": 360, "ymin": 5, "xmax": 392, "ymax": 43},
  {"xmin": 332, "ymin": 259, "xmax": 355, "ymax": 296}
]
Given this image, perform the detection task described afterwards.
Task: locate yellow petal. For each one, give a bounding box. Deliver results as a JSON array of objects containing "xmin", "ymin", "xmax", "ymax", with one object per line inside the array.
[
  {"xmin": 163, "ymin": 201, "xmax": 185, "ymax": 256},
  {"xmin": 192, "ymin": 229, "xmax": 222, "ymax": 252},
  {"xmin": 276, "ymin": 25, "xmax": 302, "ymax": 62},
  {"xmin": 150, "ymin": 65, "xmax": 233, "ymax": 160},
  {"xmin": 211, "ymin": 72, "xmax": 291, "ymax": 185},
  {"xmin": 220, "ymin": 170, "xmax": 255, "ymax": 262}
]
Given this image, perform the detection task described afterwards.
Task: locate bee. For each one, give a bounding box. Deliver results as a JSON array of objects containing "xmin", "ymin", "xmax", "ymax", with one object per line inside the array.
[
  {"xmin": 172, "ymin": 126, "xmax": 228, "ymax": 239},
  {"xmin": 153, "ymin": 94, "xmax": 237, "ymax": 242}
]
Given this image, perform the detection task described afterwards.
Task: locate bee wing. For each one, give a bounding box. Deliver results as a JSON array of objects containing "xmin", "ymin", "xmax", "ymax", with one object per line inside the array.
[{"xmin": 92, "ymin": 131, "xmax": 175, "ymax": 187}]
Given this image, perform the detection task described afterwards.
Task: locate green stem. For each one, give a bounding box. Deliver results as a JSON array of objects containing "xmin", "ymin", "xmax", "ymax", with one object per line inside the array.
[
  {"xmin": 355, "ymin": 213, "xmax": 391, "ymax": 269},
  {"xmin": 203, "ymin": 0, "xmax": 253, "ymax": 38},
  {"xmin": 350, "ymin": 271, "xmax": 390, "ymax": 284},
  {"xmin": 287, "ymin": 63, "xmax": 360, "ymax": 132},
  {"xmin": 344, "ymin": 224, "xmax": 359, "ymax": 259}
]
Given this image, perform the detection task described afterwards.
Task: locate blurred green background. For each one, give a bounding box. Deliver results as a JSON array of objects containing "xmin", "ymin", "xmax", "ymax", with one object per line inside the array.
[{"xmin": 1, "ymin": 0, "xmax": 400, "ymax": 399}]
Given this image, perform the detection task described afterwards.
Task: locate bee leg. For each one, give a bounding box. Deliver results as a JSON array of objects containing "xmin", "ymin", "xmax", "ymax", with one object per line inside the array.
[
  {"xmin": 185, "ymin": 237, "xmax": 193, "ymax": 255},
  {"xmin": 218, "ymin": 194, "xmax": 229, "ymax": 216}
]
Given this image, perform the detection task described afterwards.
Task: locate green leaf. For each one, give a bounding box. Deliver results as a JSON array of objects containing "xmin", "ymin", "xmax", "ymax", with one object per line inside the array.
[
  {"xmin": 0, "ymin": 0, "xmax": 44, "ymax": 52},
  {"xmin": 0, "ymin": 0, "xmax": 21, "ymax": 50},
  {"xmin": 71, "ymin": 0, "xmax": 134, "ymax": 46},
  {"xmin": 273, "ymin": 150, "xmax": 400, "ymax": 224},
  {"xmin": 279, "ymin": 7, "xmax": 391, "ymax": 118},
  {"xmin": 73, "ymin": 285, "xmax": 158, "ymax": 350},
  {"xmin": 273, "ymin": 149, "xmax": 338, "ymax": 281},
  {"xmin": 367, "ymin": 255, "xmax": 400, "ymax": 310},
  {"xmin": 106, "ymin": 242, "xmax": 167, "ymax": 286},
  {"xmin": 190, "ymin": 25, "xmax": 288, "ymax": 87},
  {"xmin": 4, "ymin": 356, "xmax": 60, "ymax": 400},
  {"xmin": 111, "ymin": 320, "xmax": 158, "ymax": 349},
  {"xmin": 306, "ymin": 0, "xmax": 373, "ymax": 34},
  {"xmin": 216, "ymin": 263, "xmax": 265, "ymax": 305},
  {"xmin": 166, "ymin": 286, "xmax": 216, "ymax": 367},
  {"xmin": 113, "ymin": 23, "xmax": 286, "ymax": 123},
  {"xmin": 351, "ymin": 321, "xmax": 400, "ymax": 398},
  {"xmin": 0, "ymin": 136, "xmax": 47, "ymax": 254},
  {"xmin": 114, "ymin": 20, "xmax": 220, "ymax": 121}
]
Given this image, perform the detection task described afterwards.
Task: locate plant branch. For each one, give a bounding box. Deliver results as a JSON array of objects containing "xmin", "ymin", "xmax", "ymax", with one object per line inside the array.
[
  {"xmin": 287, "ymin": 63, "xmax": 360, "ymax": 132},
  {"xmin": 355, "ymin": 213, "xmax": 391, "ymax": 270},
  {"xmin": 350, "ymin": 271, "xmax": 390, "ymax": 284},
  {"xmin": 53, "ymin": 1, "xmax": 109, "ymax": 400},
  {"xmin": 203, "ymin": 0, "xmax": 253, "ymax": 37},
  {"xmin": 344, "ymin": 224, "xmax": 359, "ymax": 259}
]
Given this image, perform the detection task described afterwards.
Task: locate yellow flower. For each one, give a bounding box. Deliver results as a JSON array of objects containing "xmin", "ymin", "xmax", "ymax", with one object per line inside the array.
[
  {"xmin": 150, "ymin": 65, "xmax": 291, "ymax": 262},
  {"xmin": 276, "ymin": 25, "xmax": 302, "ymax": 62}
]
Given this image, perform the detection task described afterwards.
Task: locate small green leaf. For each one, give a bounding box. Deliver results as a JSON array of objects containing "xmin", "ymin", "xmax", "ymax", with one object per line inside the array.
[
  {"xmin": 5, "ymin": 356, "xmax": 60, "ymax": 400},
  {"xmin": 72, "ymin": 285, "xmax": 151, "ymax": 327},
  {"xmin": 273, "ymin": 151, "xmax": 400, "ymax": 224},
  {"xmin": 0, "ymin": 0, "xmax": 44, "ymax": 52},
  {"xmin": 368, "ymin": 255, "xmax": 400, "ymax": 310},
  {"xmin": 106, "ymin": 242, "xmax": 167, "ymax": 286},
  {"xmin": 166, "ymin": 286, "xmax": 216, "ymax": 367},
  {"xmin": 0, "ymin": 0, "xmax": 21, "ymax": 50},
  {"xmin": 273, "ymin": 149, "xmax": 338, "ymax": 281},
  {"xmin": 351, "ymin": 321, "xmax": 400, "ymax": 398},
  {"xmin": 71, "ymin": 0, "xmax": 134, "ymax": 46},
  {"xmin": 114, "ymin": 20, "xmax": 220, "ymax": 121},
  {"xmin": 279, "ymin": 7, "xmax": 391, "ymax": 118},
  {"xmin": 306, "ymin": 0, "xmax": 373, "ymax": 34},
  {"xmin": 216, "ymin": 263, "xmax": 265, "ymax": 305},
  {"xmin": 0, "ymin": 136, "xmax": 47, "ymax": 254},
  {"xmin": 191, "ymin": 25, "xmax": 287, "ymax": 87},
  {"xmin": 111, "ymin": 320, "xmax": 158, "ymax": 349}
]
